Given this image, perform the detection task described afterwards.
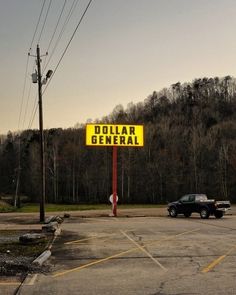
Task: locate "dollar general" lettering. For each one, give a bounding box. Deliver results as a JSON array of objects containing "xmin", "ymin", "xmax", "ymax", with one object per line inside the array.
[
  {"xmin": 86, "ymin": 124, "xmax": 144, "ymax": 147},
  {"xmin": 91, "ymin": 125, "xmax": 139, "ymax": 146}
]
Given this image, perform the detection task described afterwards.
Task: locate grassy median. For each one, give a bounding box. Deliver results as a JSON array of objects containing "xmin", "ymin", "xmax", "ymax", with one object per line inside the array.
[{"xmin": 0, "ymin": 202, "xmax": 164, "ymax": 213}]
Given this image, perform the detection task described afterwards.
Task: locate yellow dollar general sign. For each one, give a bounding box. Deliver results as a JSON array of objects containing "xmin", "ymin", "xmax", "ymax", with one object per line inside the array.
[{"xmin": 86, "ymin": 124, "xmax": 144, "ymax": 147}]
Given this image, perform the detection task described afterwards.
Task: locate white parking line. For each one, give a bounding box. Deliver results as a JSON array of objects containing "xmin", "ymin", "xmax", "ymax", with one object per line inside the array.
[
  {"xmin": 65, "ymin": 236, "xmax": 99, "ymax": 245},
  {"xmin": 53, "ymin": 228, "xmax": 199, "ymax": 278},
  {"xmin": 120, "ymin": 230, "xmax": 168, "ymax": 272}
]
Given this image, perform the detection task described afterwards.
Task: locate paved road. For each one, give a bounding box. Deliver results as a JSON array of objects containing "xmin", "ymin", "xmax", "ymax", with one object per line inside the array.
[{"xmin": 13, "ymin": 213, "xmax": 236, "ymax": 295}]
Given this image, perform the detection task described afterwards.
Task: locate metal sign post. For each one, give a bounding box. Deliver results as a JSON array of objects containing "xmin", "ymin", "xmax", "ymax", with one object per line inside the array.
[
  {"xmin": 86, "ymin": 124, "xmax": 144, "ymax": 217},
  {"xmin": 112, "ymin": 146, "xmax": 118, "ymax": 216}
]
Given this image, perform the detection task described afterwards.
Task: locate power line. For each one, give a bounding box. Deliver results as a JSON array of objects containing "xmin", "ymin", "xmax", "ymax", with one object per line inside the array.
[
  {"xmin": 14, "ymin": 0, "xmax": 50, "ymax": 207},
  {"xmin": 42, "ymin": 0, "xmax": 79, "ymax": 74},
  {"xmin": 29, "ymin": 0, "xmax": 46, "ymax": 50},
  {"xmin": 28, "ymin": 95, "xmax": 38, "ymax": 130},
  {"xmin": 38, "ymin": 0, "xmax": 53, "ymax": 44},
  {"xmin": 18, "ymin": 0, "xmax": 48, "ymax": 131},
  {"xmin": 22, "ymin": 80, "xmax": 33, "ymax": 129},
  {"xmin": 21, "ymin": 61, "xmax": 38, "ymax": 129},
  {"xmin": 46, "ymin": 0, "xmax": 67, "ymax": 55},
  {"xmin": 27, "ymin": 0, "xmax": 93, "ymax": 127},
  {"xmin": 17, "ymin": 54, "xmax": 30, "ymax": 130},
  {"xmin": 42, "ymin": 0, "xmax": 68, "ymax": 73},
  {"xmin": 43, "ymin": 0, "xmax": 93, "ymax": 94},
  {"xmin": 15, "ymin": 52, "xmax": 32, "ymax": 208}
]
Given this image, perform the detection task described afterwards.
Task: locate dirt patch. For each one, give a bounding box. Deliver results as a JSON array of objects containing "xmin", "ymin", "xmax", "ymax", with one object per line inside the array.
[{"xmin": 0, "ymin": 230, "xmax": 52, "ymax": 276}]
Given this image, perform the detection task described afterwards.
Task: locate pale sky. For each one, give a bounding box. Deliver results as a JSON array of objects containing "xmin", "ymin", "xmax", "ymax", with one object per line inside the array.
[{"xmin": 1, "ymin": 0, "xmax": 236, "ymax": 134}]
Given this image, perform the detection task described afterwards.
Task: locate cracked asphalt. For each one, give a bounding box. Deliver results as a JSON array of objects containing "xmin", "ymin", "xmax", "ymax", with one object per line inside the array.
[
  {"xmin": 14, "ymin": 212, "xmax": 236, "ymax": 295},
  {"xmin": 0, "ymin": 208, "xmax": 236, "ymax": 295}
]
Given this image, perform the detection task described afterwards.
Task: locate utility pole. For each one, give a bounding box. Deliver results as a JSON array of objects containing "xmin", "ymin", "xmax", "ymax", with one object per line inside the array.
[
  {"xmin": 36, "ymin": 44, "xmax": 45, "ymax": 223},
  {"xmin": 30, "ymin": 45, "xmax": 53, "ymax": 223}
]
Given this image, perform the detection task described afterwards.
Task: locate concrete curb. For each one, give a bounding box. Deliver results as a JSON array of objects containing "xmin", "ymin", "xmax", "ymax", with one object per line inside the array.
[
  {"xmin": 16, "ymin": 215, "xmax": 64, "ymax": 295},
  {"xmin": 33, "ymin": 250, "xmax": 51, "ymax": 266}
]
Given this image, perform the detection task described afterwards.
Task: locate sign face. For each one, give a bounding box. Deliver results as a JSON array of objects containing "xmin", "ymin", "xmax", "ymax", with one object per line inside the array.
[
  {"xmin": 86, "ymin": 124, "xmax": 144, "ymax": 147},
  {"xmin": 109, "ymin": 194, "xmax": 118, "ymax": 204}
]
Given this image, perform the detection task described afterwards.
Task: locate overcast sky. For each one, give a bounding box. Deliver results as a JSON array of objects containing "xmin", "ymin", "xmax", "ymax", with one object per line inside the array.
[{"xmin": 1, "ymin": 0, "xmax": 236, "ymax": 134}]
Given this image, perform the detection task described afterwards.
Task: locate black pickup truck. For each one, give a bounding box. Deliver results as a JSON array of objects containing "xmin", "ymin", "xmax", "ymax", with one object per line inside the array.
[{"xmin": 167, "ymin": 194, "xmax": 231, "ymax": 219}]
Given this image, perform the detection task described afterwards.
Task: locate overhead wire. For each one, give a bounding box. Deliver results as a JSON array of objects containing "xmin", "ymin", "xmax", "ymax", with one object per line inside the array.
[
  {"xmin": 17, "ymin": 54, "xmax": 30, "ymax": 130},
  {"xmin": 28, "ymin": 0, "xmax": 80, "ymax": 128},
  {"xmin": 28, "ymin": 96, "xmax": 38, "ymax": 130},
  {"xmin": 38, "ymin": 0, "xmax": 53, "ymax": 44},
  {"xmin": 26, "ymin": 0, "xmax": 53, "ymax": 130},
  {"xmin": 27, "ymin": 0, "xmax": 93, "ymax": 128},
  {"xmin": 29, "ymin": 0, "xmax": 46, "ymax": 51},
  {"xmin": 22, "ymin": 81, "xmax": 32, "ymax": 129},
  {"xmin": 42, "ymin": 0, "xmax": 79, "ymax": 74},
  {"xmin": 27, "ymin": 0, "xmax": 78, "ymax": 129},
  {"xmin": 18, "ymin": 0, "xmax": 47, "ymax": 132},
  {"xmin": 24, "ymin": 57, "xmax": 39, "ymax": 130},
  {"xmin": 42, "ymin": 0, "xmax": 68, "ymax": 71},
  {"xmin": 22, "ymin": 63, "xmax": 37, "ymax": 129},
  {"xmin": 42, "ymin": 0, "xmax": 69, "ymax": 73},
  {"xmin": 14, "ymin": 0, "xmax": 93, "ymax": 207},
  {"xmin": 43, "ymin": 0, "xmax": 93, "ymax": 95},
  {"xmin": 14, "ymin": 0, "xmax": 53, "ymax": 206}
]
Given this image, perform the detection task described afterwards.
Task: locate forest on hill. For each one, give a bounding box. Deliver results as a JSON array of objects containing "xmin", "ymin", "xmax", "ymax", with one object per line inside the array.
[{"xmin": 0, "ymin": 76, "xmax": 236, "ymax": 205}]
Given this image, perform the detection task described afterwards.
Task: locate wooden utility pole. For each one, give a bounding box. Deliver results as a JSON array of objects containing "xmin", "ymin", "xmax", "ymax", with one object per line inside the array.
[{"xmin": 36, "ymin": 44, "xmax": 45, "ymax": 222}]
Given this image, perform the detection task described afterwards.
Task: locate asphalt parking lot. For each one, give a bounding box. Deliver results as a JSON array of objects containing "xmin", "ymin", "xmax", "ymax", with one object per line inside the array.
[{"xmin": 8, "ymin": 212, "xmax": 236, "ymax": 295}]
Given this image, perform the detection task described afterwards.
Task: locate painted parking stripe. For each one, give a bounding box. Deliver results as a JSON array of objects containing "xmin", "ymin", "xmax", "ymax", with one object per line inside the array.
[
  {"xmin": 26, "ymin": 274, "xmax": 38, "ymax": 286},
  {"xmin": 120, "ymin": 230, "xmax": 167, "ymax": 272},
  {"xmin": 64, "ymin": 229, "xmax": 135, "ymax": 245},
  {"xmin": 65, "ymin": 236, "xmax": 99, "ymax": 245},
  {"xmin": 0, "ymin": 282, "xmax": 21, "ymax": 286},
  {"xmin": 202, "ymin": 244, "xmax": 236, "ymax": 273},
  {"xmin": 0, "ymin": 275, "xmax": 38, "ymax": 287},
  {"xmin": 65, "ymin": 234, "xmax": 117, "ymax": 245},
  {"xmin": 52, "ymin": 228, "xmax": 199, "ymax": 278}
]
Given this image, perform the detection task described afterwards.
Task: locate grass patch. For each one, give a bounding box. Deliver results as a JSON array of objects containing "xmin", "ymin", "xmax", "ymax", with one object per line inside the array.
[
  {"xmin": 16, "ymin": 203, "xmax": 110, "ymax": 213},
  {"xmin": 119, "ymin": 204, "xmax": 165, "ymax": 209},
  {"xmin": 0, "ymin": 201, "xmax": 16, "ymax": 213},
  {"xmin": 15, "ymin": 203, "xmax": 165, "ymax": 213}
]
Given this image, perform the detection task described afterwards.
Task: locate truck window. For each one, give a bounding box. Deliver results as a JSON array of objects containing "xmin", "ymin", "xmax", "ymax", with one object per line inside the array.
[
  {"xmin": 180, "ymin": 195, "xmax": 190, "ymax": 202},
  {"xmin": 189, "ymin": 195, "xmax": 195, "ymax": 202}
]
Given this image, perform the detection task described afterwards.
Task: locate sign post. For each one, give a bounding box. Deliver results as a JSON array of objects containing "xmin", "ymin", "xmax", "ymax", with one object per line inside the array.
[
  {"xmin": 112, "ymin": 146, "xmax": 117, "ymax": 216},
  {"xmin": 86, "ymin": 124, "xmax": 144, "ymax": 216}
]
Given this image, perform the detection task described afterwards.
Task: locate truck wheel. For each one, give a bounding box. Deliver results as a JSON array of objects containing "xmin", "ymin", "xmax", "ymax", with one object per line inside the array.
[
  {"xmin": 169, "ymin": 207, "xmax": 177, "ymax": 217},
  {"xmin": 184, "ymin": 212, "xmax": 191, "ymax": 218},
  {"xmin": 200, "ymin": 208, "xmax": 209, "ymax": 219},
  {"xmin": 214, "ymin": 211, "xmax": 224, "ymax": 219}
]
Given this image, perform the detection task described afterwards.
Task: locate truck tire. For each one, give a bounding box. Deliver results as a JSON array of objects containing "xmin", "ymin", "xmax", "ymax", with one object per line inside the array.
[
  {"xmin": 169, "ymin": 207, "xmax": 178, "ymax": 217},
  {"xmin": 200, "ymin": 208, "xmax": 210, "ymax": 219},
  {"xmin": 214, "ymin": 211, "xmax": 224, "ymax": 219}
]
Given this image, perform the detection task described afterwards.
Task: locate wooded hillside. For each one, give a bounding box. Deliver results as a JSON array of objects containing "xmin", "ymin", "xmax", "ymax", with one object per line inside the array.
[{"xmin": 1, "ymin": 76, "xmax": 236, "ymax": 204}]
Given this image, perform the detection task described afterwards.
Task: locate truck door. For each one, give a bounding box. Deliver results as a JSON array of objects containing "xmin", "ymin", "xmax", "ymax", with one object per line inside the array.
[
  {"xmin": 179, "ymin": 195, "xmax": 192, "ymax": 214},
  {"xmin": 188, "ymin": 195, "xmax": 195, "ymax": 212}
]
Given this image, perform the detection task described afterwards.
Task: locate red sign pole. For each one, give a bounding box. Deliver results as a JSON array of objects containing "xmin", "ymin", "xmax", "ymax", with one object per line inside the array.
[{"xmin": 112, "ymin": 145, "xmax": 117, "ymax": 216}]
